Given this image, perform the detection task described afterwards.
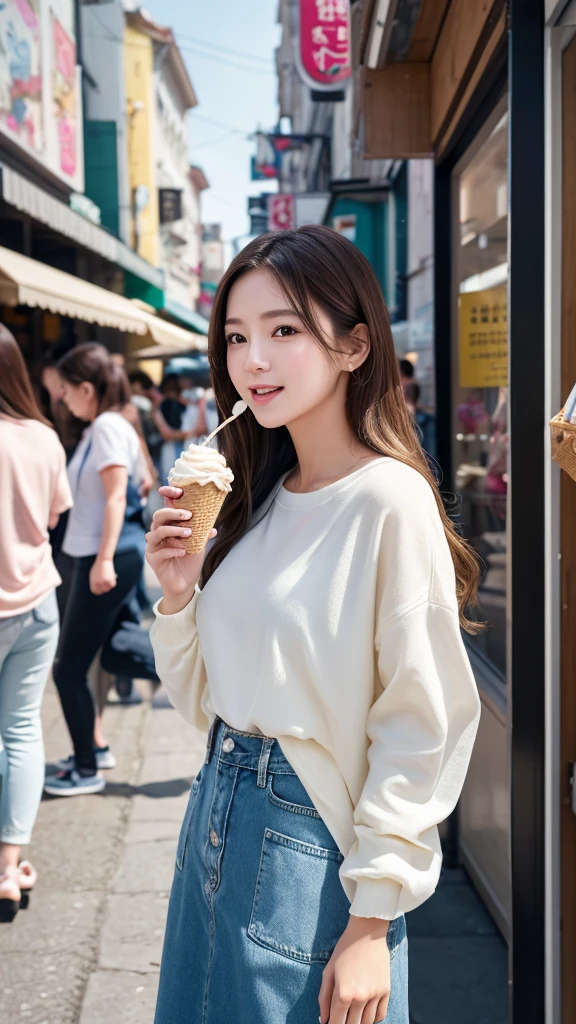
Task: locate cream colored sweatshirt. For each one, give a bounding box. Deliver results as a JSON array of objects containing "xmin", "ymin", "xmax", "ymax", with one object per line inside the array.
[{"xmin": 150, "ymin": 457, "xmax": 480, "ymax": 921}]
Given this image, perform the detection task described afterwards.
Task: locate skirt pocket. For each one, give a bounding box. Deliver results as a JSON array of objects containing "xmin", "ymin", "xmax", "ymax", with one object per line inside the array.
[
  {"xmin": 175, "ymin": 769, "xmax": 203, "ymax": 871},
  {"xmin": 267, "ymin": 772, "xmax": 321, "ymax": 818},
  {"xmin": 247, "ymin": 828, "xmax": 348, "ymax": 964}
]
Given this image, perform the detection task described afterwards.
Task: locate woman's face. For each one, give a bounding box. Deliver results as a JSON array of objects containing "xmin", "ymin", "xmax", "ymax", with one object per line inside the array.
[
  {"xmin": 60, "ymin": 380, "xmax": 97, "ymax": 421},
  {"xmin": 41, "ymin": 366, "xmax": 65, "ymax": 402},
  {"xmin": 225, "ymin": 270, "xmax": 352, "ymax": 431}
]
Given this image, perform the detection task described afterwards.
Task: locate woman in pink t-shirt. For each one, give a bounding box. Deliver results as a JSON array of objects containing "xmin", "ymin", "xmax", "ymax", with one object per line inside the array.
[{"xmin": 0, "ymin": 325, "xmax": 72, "ymax": 921}]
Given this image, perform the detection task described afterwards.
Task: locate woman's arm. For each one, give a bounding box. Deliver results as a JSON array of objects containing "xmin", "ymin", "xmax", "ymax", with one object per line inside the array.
[
  {"xmin": 146, "ymin": 486, "xmax": 215, "ymax": 733},
  {"xmin": 122, "ymin": 402, "xmax": 157, "ymax": 493},
  {"xmin": 89, "ymin": 465, "xmax": 128, "ymax": 595},
  {"xmin": 48, "ymin": 436, "xmax": 73, "ymax": 530},
  {"xmin": 152, "ymin": 408, "xmax": 188, "ymax": 442},
  {"xmin": 319, "ymin": 470, "xmax": 480, "ymax": 1024}
]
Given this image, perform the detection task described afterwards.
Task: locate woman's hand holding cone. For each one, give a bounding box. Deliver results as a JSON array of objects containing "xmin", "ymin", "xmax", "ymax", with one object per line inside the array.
[{"xmin": 146, "ymin": 485, "xmax": 216, "ymax": 615}]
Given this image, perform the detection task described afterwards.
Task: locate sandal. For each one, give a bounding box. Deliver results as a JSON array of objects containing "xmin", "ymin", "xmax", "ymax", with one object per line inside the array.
[
  {"xmin": 18, "ymin": 862, "xmax": 37, "ymax": 910},
  {"xmin": 0, "ymin": 866, "xmax": 21, "ymax": 923}
]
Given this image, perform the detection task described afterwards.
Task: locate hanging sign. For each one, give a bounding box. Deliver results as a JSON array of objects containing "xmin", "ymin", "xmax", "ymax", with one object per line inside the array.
[
  {"xmin": 268, "ymin": 194, "xmax": 296, "ymax": 231},
  {"xmin": 159, "ymin": 188, "xmax": 183, "ymax": 224},
  {"xmin": 458, "ymin": 284, "xmax": 508, "ymax": 388},
  {"xmin": 298, "ymin": 0, "xmax": 351, "ymax": 91}
]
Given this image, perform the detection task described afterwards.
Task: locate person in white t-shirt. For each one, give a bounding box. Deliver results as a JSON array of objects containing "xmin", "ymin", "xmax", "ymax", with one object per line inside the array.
[{"xmin": 44, "ymin": 344, "xmax": 146, "ymax": 798}]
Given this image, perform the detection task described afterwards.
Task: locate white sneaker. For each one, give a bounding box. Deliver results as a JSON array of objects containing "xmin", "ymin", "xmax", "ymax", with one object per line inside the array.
[
  {"xmin": 44, "ymin": 770, "xmax": 106, "ymax": 797},
  {"xmin": 54, "ymin": 746, "xmax": 116, "ymax": 772}
]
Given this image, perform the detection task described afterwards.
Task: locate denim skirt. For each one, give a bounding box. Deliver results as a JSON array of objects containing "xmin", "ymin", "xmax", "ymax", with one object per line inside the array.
[{"xmin": 154, "ymin": 717, "xmax": 409, "ymax": 1024}]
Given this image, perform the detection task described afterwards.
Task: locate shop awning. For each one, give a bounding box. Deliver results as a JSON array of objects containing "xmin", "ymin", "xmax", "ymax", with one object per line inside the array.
[
  {"xmin": 0, "ymin": 245, "xmax": 145, "ymax": 333},
  {"xmin": 0, "ymin": 245, "xmax": 207, "ymax": 351},
  {"xmin": 141, "ymin": 318, "xmax": 207, "ymax": 352},
  {"xmin": 0, "ymin": 163, "xmax": 165, "ymax": 292},
  {"xmin": 162, "ymin": 297, "xmax": 210, "ymax": 335},
  {"xmin": 129, "ymin": 338, "xmax": 206, "ymax": 360}
]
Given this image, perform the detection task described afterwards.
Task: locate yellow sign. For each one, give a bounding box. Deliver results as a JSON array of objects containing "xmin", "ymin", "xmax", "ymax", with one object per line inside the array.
[{"xmin": 458, "ymin": 283, "xmax": 508, "ymax": 388}]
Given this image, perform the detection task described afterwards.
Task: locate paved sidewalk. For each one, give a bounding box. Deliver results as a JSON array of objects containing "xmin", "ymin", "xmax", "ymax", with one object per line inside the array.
[{"xmin": 0, "ymin": 679, "xmax": 205, "ymax": 1024}]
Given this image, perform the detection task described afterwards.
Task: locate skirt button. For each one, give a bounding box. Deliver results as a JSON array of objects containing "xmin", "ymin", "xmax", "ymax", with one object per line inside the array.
[
  {"xmin": 210, "ymin": 828, "xmax": 219, "ymax": 847},
  {"xmin": 222, "ymin": 737, "xmax": 235, "ymax": 753}
]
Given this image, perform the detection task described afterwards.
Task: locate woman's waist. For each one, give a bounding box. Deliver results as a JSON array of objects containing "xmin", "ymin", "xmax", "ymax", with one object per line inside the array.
[{"xmin": 207, "ymin": 716, "xmax": 296, "ymax": 775}]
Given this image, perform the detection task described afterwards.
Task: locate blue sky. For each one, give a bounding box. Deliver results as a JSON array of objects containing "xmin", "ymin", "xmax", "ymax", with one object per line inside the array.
[{"xmin": 143, "ymin": 0, "xmax": 281, "ymax": 247}]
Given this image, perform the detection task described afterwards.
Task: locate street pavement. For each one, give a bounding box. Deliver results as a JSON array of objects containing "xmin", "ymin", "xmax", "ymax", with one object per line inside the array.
[{"xmin": 0, "ymin": 676, "xmax": 205, "ymax": 1024}]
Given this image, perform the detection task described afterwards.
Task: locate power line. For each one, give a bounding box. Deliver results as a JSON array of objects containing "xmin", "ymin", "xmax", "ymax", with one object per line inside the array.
[
  {"xmin": 86, "ymin": 11, "xmax": 275, "ymax": 76},
  {"xmin": 175, "ymin": 32, "xmax": 274, "ymax": 66},
  {"xmin": 190, "ymin": 112, "xmax": 252, "ymax": 137},
  {"xmin": 190, "ymin": 130, "xmax": 244, "ymax": 150},
  {"xmin": 177, "ymin": 44, "xmax": 275, "ymax": 76},
  {"xmin": 208, "ymin": 193, "xmax": 246, "ymax": 211}
]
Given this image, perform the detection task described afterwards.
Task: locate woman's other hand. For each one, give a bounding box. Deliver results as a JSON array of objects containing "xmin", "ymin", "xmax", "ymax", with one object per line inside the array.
[
  {"xmin": 319, "ymin": 916, "xmax": 391, "ymax": 1024},
  {"xmin": 89, "ymin": 557, "xmax": 118, "ymax": 596},
  {"xmin": 146, "ymin": 485, "xmax": 216, "ymax": 615}
]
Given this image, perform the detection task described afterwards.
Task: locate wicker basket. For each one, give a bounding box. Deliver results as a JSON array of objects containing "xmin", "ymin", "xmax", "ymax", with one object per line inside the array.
[{"xmin": 550, "ymin": 409, "xmax": 576, "ymax": 482}]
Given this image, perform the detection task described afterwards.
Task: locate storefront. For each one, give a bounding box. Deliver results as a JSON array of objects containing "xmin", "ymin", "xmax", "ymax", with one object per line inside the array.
[
  {"xmin": 544, "ymin": 5, "xmax": 576, "ymax": 1022},
  {"xmin": 354, "ymin": 0, "xmax": 546, "ymax": 1020}
]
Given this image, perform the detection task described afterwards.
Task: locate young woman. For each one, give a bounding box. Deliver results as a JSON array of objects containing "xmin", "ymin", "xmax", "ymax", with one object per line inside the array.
[
  {"xmin": 0, "ymin": 326, "xmax": 72, "ymax": 919},
  {"xmin": 44, "ymin": 343, "xmax": 146, "ymax": 797},
  {"xmin": 146, "ymin": 226, "xmax": 481, "ymax": 1024}
]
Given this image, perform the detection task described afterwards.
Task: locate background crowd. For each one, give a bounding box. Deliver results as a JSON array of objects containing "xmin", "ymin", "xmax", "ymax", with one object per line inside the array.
[{"xmin": 0, "ymin": 329, "xmax": 222, "ymax": 920}]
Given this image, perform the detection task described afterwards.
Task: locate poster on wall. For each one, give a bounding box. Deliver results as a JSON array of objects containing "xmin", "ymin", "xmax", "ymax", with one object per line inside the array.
[
  {"xmin": 459, "ymin": 283, "xmax": 508, "ymax": 388},
  {"xmin": 0, "ymin": 1, "xmax": 82, "ymax": 190},
  {"xmin": 51, "ymin": 12, "xmax": 76, "ymax": 179},
  {"xmin": 298, "ymin": 0, "xmax": 351, "ymax": 92},
  {"xmin": 0, "ymin": 0, "xmax": 43, "ymax": 154}
]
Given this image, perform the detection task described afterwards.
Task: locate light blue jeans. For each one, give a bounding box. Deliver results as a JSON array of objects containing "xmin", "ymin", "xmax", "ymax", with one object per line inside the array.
[
  {"xmin": 0, "ymin": 591, "xmax": 59, "ymax": 846},
  {"xmin": 155, "ymin": 717, "xmax": 409, "ymax": 1024}
]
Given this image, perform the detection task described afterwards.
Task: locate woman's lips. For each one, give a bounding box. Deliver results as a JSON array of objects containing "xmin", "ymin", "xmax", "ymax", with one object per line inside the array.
[{"xmin": 248, "ymin": 386, "xmax": 284, "ymax": 405}]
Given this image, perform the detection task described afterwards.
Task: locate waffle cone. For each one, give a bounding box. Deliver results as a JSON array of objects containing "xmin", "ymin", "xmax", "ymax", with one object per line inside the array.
[{"xmin": 172, "ymin": 481, "xmax": 228, "ymax": 554}]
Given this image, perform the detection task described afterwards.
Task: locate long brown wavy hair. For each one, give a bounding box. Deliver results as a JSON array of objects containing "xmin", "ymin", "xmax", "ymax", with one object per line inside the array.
[
  {"xmin": 203, "ymin": 224, "xmax": 481, "ymax": 633},
  {"xmin": 0, "ymin": 323, "xmax": 51, "ymax": 426}
]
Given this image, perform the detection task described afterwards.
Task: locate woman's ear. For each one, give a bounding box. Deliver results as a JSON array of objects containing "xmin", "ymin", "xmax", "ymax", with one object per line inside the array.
[{"xmin": 345, "ymin": 323, "xmax": 370, "ymax": 371}]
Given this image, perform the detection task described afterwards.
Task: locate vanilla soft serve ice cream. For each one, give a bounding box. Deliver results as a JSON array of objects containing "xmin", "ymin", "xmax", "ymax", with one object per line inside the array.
[
  {"xmin": 168, "ymin": 444, "xmax": 234, "ymax": 492},
  {"xmin": 167, "ymin": 443, "xmax": 234, "ymax": 554}
]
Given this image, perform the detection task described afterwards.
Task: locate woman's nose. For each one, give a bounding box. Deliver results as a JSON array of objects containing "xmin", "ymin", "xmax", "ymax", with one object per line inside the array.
[{"xmin": 244, "ymin": 343, "xmax": 271, "ymax": 373}]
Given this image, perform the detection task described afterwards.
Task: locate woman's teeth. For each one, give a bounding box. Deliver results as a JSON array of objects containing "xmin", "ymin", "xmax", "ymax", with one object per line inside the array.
[{"xmin": 250, "ymin": 386, "xmax": 283, "ymax": 404}]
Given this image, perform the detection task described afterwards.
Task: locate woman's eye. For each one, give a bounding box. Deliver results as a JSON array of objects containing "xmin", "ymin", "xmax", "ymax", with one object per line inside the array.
[
  {"xmin": 226, "ymin": 333, "xmax": 246, "ymax": 345},
  {"xmin": 273, "ymin": 325, "xmax": 297, "ymax": 338}
]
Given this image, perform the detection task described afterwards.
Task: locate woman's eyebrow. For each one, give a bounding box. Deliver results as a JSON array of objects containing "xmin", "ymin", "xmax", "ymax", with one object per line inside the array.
[
  {"xmin": 225, "ymin": 308, "xmax": 300, "ymax": 326},
  {"xmin": 260, "ymin": 308, "xmax": 300, "ymax": 320}
]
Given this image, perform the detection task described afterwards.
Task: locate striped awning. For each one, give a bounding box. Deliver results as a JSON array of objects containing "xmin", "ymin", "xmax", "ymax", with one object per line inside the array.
[{"xmin": 0, "ymin": 246, "xmax": 206, "ymax": 351}]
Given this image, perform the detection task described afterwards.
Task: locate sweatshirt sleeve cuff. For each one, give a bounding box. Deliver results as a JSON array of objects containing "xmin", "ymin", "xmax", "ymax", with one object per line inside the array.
[
  {"xmin": 349, "ymin": 878, "xmax": 403, "ymax": 921},
  {"xmin": 151, "ymin": 591, "xmax": 199, "ymax": 644}
]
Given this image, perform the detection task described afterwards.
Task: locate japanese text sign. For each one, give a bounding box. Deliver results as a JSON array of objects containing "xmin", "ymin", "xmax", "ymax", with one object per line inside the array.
[
  {"xmin": 299, "ymin": 0, "xmax": 351, "ymax": 89},
  {"xmin": 459, "ymin": 284, "xmax": 508, "ymax": 388},
  {"xmin": 268, "ymin": 194, "xmax": 296, "ymax": 232}
]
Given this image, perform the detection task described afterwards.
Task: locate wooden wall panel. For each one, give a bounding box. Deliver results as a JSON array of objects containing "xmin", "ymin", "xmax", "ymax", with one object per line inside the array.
[
  {"xmin": 408, "ymin": 0, "xmax": 451, "ymax": 62},
  {"xmin": 434, "ymin": 9, "xmax": 507, "ymax": 159},
  {"xmin": 431, "ymin": 0, "xmax": 497, "ymax": 141},
  {"xmin": 363, "ymin": 63, "xmax": 432, "ymax": 159},
  {"xmin": 560, "ymin": 32, "xmax": 576, "ymax": 1024}
]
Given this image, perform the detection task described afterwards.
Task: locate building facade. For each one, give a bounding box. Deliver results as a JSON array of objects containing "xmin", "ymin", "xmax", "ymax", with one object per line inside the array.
[
  {"xmin": 273, "ymin": 0, "xmax": 435, "ymax": 411},
  {"xmin": 0, "ymin": 0, "xmax": 206, "ymax": 369}
]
